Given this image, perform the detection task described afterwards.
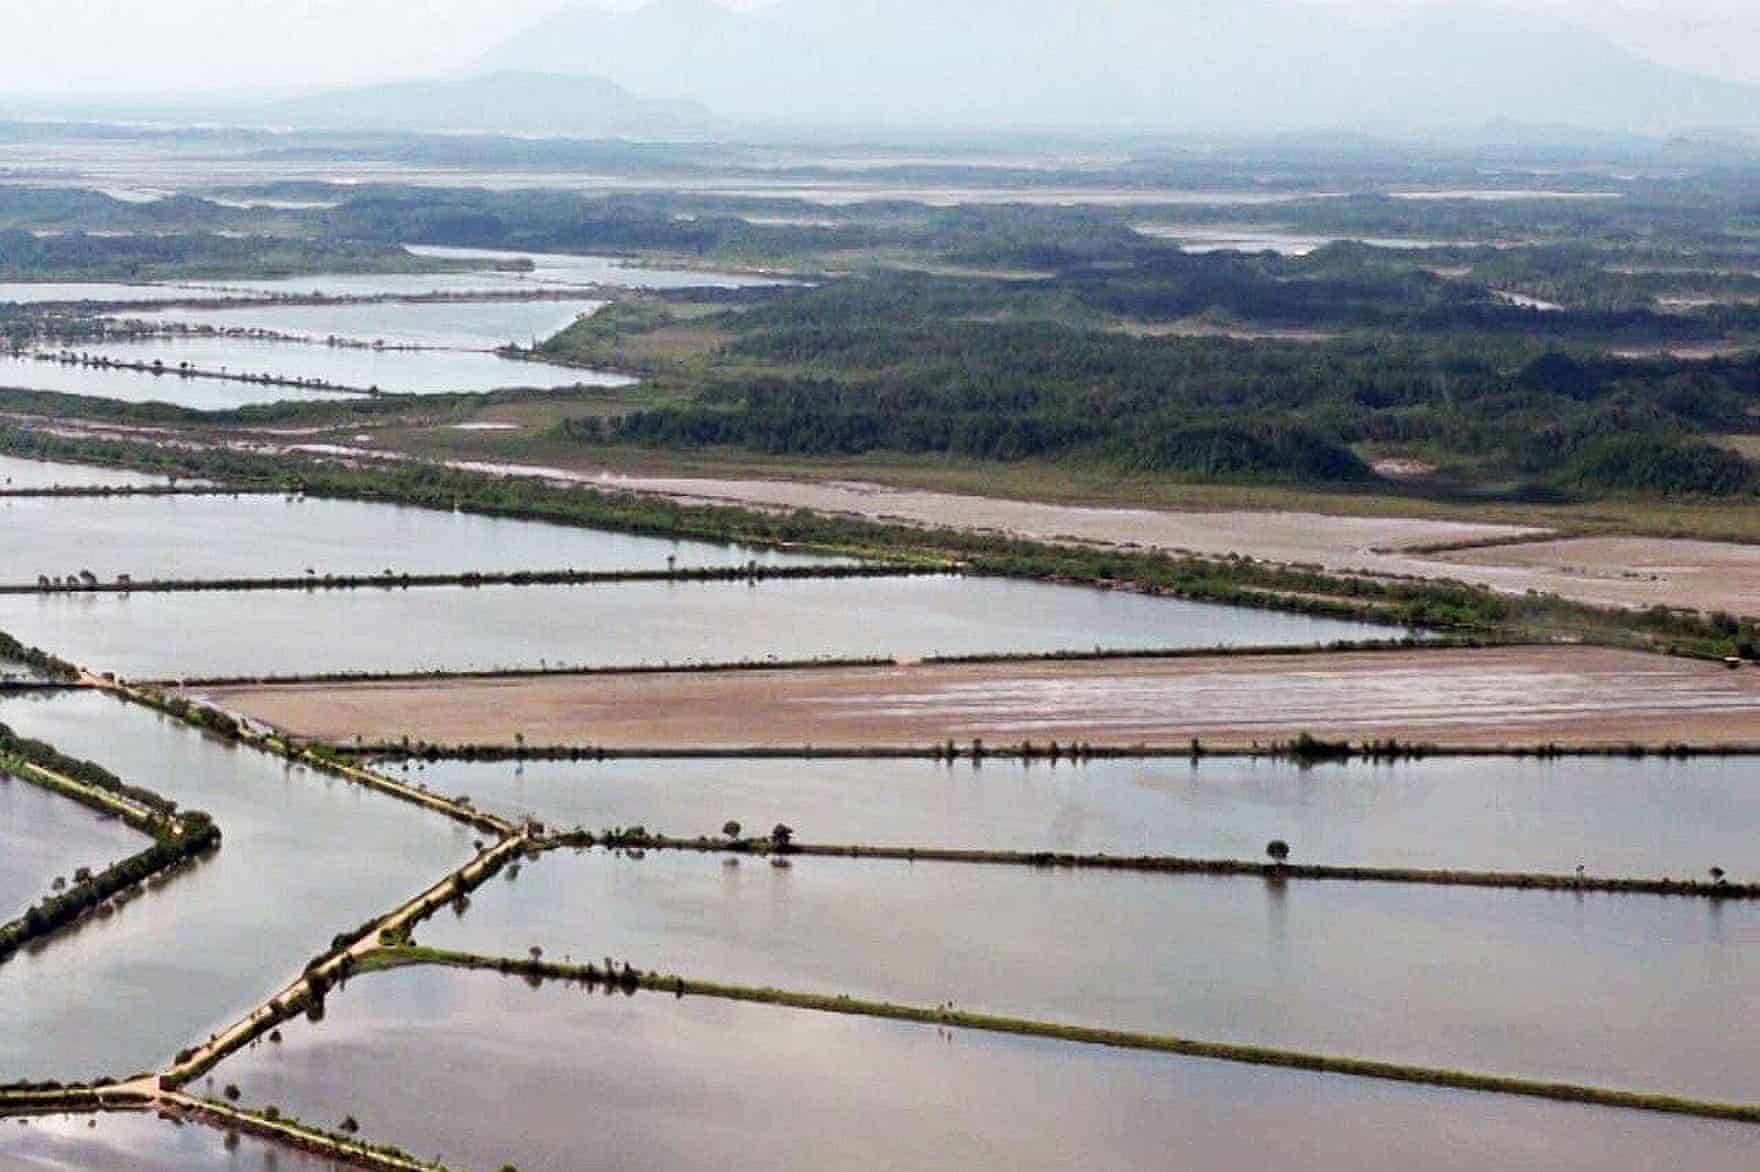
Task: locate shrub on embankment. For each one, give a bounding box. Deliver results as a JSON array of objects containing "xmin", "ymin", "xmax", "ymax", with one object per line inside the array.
[
  {"xmin": 0, "ymin": 724, "xmax": 222, "ymax": 962},
  {"xmin": 0, "ymin": 811, "xmax": 219, "ymax": 962}
]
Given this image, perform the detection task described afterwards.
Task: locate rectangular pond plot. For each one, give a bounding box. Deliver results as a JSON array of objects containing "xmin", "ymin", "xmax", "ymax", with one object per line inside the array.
[
  {"xmin": 0, "ymin": 771, "xmax": 149, "ymax": 921},
  {"xmin": 121, "ymin": 298, "xmax": 607, "ymax": 351},
  {"xmin": 406, "ymin": 755, "xmax": 1760, "ymax": 880},
  {"xmin": 0, "ymin": 577, "xmax": 1400, "ymax": 680},
  {"xmin": 0, "ymin": 691, "xmax": 474, "ymax": 1081},
  {"xmin": 0, "ymin": 353, "xmax": 359, "ymax": 410},
  {"xmin": 67, "ymin": 337, "xmax": 633, "ymax": 395},
  {"xmin": 206, "ymin": 964, "xmax": 1760, "ymax": 1172},
  {"xmin": 0, "ymin": 1111, "xmax": 355, "ymax": 1171},
  {"xmin": 419, "ymin": 847, "xmax": 1760, "ymax": 1103},
  {"xmin": 0, "ymin": 493, "xmax": 839, "ymax": 585},
  {"xmin": 0, "ymin": 453, "xmax": 174, "ymax": 490}
]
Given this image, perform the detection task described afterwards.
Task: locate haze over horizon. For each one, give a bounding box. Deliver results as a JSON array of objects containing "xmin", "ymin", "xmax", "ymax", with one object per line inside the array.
[{"xmin": 5, "ymin": 0, "xmax": 1760, "ymax": 138}]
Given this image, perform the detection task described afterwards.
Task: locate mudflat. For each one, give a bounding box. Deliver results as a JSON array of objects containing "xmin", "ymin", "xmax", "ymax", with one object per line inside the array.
[
  {"xmin": 192, "ymin": 645, "xmax": 1760, "ymax": 750},
  {"xmin": 1414, "ymin": 536, "xmax": 1760, "ymax": 616},
  {"xmin": 443, "ymin": 462, "xmax": 1760, "ymax": 616}
]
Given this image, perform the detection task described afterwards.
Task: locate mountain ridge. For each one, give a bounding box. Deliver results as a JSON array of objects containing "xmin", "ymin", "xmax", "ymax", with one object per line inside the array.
[{"xmin": 477, "ymin": 0, "xmax": 1760, "ymax": 134}]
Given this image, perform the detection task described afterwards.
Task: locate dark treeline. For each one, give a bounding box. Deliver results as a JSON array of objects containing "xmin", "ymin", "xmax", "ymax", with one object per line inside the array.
[
  {"xmin": 558, "ymin": 272, "xmax": 1760, "ymax": 493},
  {"xmin": 0, "ymin": 628, "xmax": 79, "ymax": 681}
]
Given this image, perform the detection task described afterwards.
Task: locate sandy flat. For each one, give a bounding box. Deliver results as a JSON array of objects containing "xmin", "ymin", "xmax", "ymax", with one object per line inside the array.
[
  {"xmin": 561, "ymin": 472, "xmax": 1760, "ymax": 617},
  {"xmin": 444, "ymin": 461, "xmax": 1543, "ymax": 571},
  {"xmin": 193, "ymin": 646, "xmax": 1760, "ymax": 751},
  {"xmin": 1410, "ymin": 537, "xmax": 1760, "ymax": 616}
]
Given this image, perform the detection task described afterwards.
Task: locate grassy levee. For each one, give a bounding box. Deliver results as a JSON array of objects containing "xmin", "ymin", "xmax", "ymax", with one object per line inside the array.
[
  {"xmin": 0, "ymin": 732, "xmax": 221, "ymax": 964},
  {"xmin": 109, "ymin": 681, "xmax": 514, "ymax": 837},
  {"xmin": 10, "ymin": 426, "xmax": 1760, "ymax": 655},
  {"xmin": 161, "ymin": 835, "xmax": 531, "ymax": 1090},
  {"xmin": 166, "ymin": 1095, "xmax": 454, "ymax": 1172},
  {"xmin": 552, "ymin": 833, "xmax": 1760, "ymax": 901},
  {"xmin": 0, "ymin": 562, "xmax": 953, "ymax": 597},
  {"xmin": 363, "ymin": 947, "xmax": 1760, "ymax": 1127}
]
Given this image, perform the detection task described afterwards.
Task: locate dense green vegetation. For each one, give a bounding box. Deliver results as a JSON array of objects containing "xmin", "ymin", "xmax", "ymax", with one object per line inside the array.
[{"xmin": 548, "ymin": 271, "xmax": 1760, "ymax": 493}]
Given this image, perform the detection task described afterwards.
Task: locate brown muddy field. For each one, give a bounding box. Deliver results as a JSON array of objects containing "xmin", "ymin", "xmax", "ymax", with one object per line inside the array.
[
  {"xmin": 488, "ymin": 467, "xmax": 1543, "ymax": 568},
  {"xmin": 194, "ymin": 646, "xmax": 1760, "ymax": 750},
  {"xmin": 1412, "ymin": 536, "xmax": 1760, "ymax": 616}
]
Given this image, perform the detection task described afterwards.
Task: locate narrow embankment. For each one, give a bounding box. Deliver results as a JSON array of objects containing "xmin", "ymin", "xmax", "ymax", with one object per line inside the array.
[
  {"xmin": 363, "ymin": 947, "xmax": 1760, "ymax": 1127},
  {"xmin": 0, "ymin": 729, "xmax": 220, "ymax": 963},
  {"xmin": 553, "ymin": 834, "xmax": 1759, "ymax": 901},
  {"xmin": 2, "ymin": 562, "xmax": 951, "ymax": 597}
]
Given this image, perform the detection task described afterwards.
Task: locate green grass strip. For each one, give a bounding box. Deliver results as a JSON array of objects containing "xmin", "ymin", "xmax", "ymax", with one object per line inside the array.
[{"xmin": 369, "ymin": 946, "xmax": 1760, "ymax": 1126}]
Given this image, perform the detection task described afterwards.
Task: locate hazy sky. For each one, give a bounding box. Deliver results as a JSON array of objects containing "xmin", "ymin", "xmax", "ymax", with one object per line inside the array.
[{"xmin": 3, "ymin": 0, "xmax": 1756, "ymax": 98}]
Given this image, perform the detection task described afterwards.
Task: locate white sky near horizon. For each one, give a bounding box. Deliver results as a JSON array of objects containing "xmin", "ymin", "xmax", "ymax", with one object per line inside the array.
[{"xmin": 0, "ymin": 0, "xmax": 1755, "ymax": 99}]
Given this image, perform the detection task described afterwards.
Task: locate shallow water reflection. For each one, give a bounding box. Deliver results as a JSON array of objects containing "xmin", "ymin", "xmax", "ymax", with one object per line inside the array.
[
  {"xmin": 0, "ymin": 691, "xmax": 472, "ymax": 1080},
  {"xmin": 411, "ymin": 754, "xmax": 1760, "ymax": 879},
  {"xmin": 0, "ymin": 576, "xmax": 1397, "ymax": 678},
  {"xmin": 210, "ymin": 964, "xmax": 1760, "ymax": 1172},
  {"xmin": 420, "ymin": 847, "xmax": 1759, "ymax": 1101}
]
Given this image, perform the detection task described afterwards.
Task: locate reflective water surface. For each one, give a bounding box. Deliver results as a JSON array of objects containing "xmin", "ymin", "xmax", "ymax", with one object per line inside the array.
[
  {"xmin": 0, "ymin": 773, "xmax": 147, "ymax": 922},
  {"xmin": 0, "ymin": 691, "xmax": 472, "ymax": 1080},
  {"xmin": 66, "ymin": 336, "xmax": 631, "ymax": 394},
  {"xmin": 120, "ymin": 298, "xmax": 605, "ymax": 351},
  {"xmin": 413, "ymin": 754, "xmax": 1760, "ymax": 879},
  {"xmin": 208, "ymin": 964, "xmax": 1760, "ymax": 1172},
  {"xmin": 420, "ymin": 847, "xmax": 1759, "ymax": 1101},
  {"xmin": 0, "ymin": 454, "xmax": 172, "ymax": 490},
  {"xmin": 0, "ymin": 493, "xmax": 835, "ymax": 584},
  {"xmin": 0, "ymin": 353, "xmax": 354, "ymax": 409},
  {"xmin": 0, "ymin": 576, "xmax": 1397, "ymax": 678},
  {"xmin": 0, "ymin": 1110, "xmax": 353, "ymax": 1170}
]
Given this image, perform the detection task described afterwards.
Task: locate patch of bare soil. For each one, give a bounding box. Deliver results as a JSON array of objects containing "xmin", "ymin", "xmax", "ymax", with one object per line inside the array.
[
  {"xmin": 194, "ymin": 646, "xmax": 1760, "ymax": 751},
  {"xmin": 1412, "ymin": 537, "xmax": 1760, "ymax": 616}
]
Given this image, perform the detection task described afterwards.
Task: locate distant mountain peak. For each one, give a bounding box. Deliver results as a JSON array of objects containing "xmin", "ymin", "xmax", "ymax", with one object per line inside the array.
[
  {"xmin": 480, "ymin": 0, "xmax": 1760, "ymax": 134},
  {"xmin": 260, "ymin": 70, "xmax": 714, "ymax": 139}
]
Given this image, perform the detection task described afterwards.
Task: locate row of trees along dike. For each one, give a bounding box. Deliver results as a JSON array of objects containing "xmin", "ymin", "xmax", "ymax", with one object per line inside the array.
[
  {"xmin": 2, "ymin": 426, "xmax": 1758, "ymax": 658},
  {"xmin": 0, "ymin": 723, "xmax": 220, "ymax": 962},
  {"xmin": 0, "ymin": 628, "xmax": 79, "ymax": 682}
]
